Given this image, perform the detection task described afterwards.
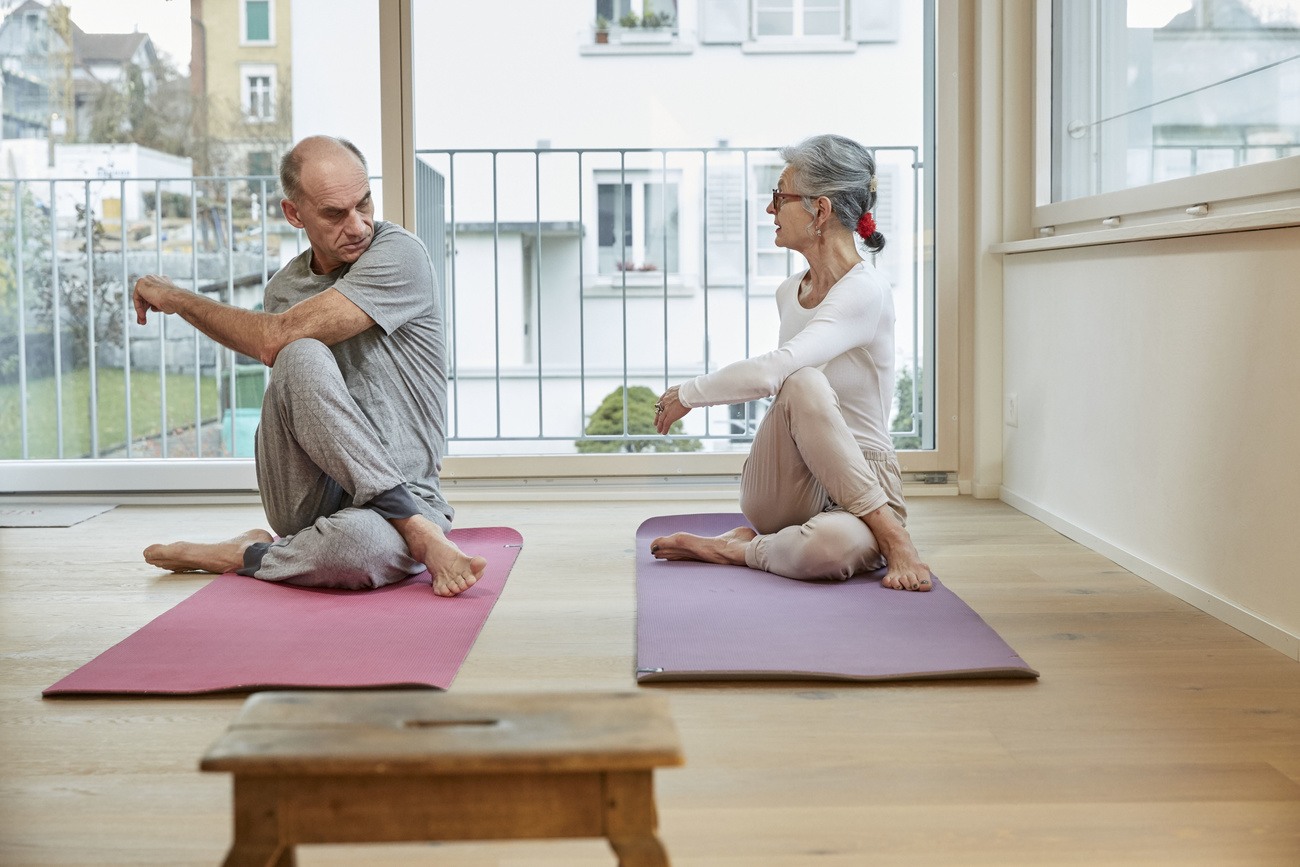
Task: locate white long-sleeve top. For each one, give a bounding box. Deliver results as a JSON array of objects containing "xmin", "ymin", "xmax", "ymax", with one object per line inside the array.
[{"xmin": 678, "ymin": 261, "xmax": 896, "ymax": 454}]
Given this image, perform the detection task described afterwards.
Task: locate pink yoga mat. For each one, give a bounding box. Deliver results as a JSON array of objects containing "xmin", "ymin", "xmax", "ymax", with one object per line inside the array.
[
  {"xmin": 44, "ymin": 526, "xmax": 522, "ymax": 696},
  {"xmin": 636, "ymin": 514, "xmax": 1038, "ymax": 682}
]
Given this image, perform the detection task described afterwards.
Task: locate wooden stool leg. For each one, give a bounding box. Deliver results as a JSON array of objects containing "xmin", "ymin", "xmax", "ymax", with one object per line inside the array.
[
  {"xmin": 222, "ymin": 777, "xmax": 296, "ymax": 867},
  {"xmin": 609, "ymin": 835, "xmax": 670, "ymax": 867},
  {"xmin": 221, "ymin": 844, "xmax": 294, "ymax": 867},
  {"xmin": 604, "ymin": 771, "xmax": 670, "ymax": 867}
]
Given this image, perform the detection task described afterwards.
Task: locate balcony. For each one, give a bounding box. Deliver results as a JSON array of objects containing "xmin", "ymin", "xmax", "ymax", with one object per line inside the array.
[{"xmin": 1, "ymin": 145, "xmax": 928, "ymax": 472}]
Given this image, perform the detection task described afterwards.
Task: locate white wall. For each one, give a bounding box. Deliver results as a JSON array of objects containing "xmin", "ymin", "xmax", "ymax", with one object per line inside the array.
[
  {"xmin": 289, "ymin": 0, "xmax": 384, "ymax": 213},
  {"xmin": 1001, "ymin": 227, "xmax": 1300, "ymax": 658}
]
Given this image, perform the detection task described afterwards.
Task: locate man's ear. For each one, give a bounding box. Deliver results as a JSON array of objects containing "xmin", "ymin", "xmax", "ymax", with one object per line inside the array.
[{"xmin": 282, "ymin": 199, "xmax": 304, "ymax": 229}]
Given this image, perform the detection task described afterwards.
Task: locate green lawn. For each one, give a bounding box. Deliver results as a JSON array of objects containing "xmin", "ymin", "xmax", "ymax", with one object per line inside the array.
[{"xmin": 0, "ymin": 367, "xmax": 221, "ymax": 459}]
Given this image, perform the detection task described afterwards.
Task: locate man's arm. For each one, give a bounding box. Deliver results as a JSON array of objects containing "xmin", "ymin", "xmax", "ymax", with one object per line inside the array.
[
  {"xmin": 861, "ymin": 504, "xmax": 933, "ymax": 591},
  {"xmin": 133, "ymin": 275, "xmax": 375, "ymax": 366}
]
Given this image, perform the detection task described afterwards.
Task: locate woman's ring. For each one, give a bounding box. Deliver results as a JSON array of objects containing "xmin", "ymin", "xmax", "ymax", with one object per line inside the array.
[{"xmin": 655, "ymin": 403, "xmax": 664, "ymax": 414}]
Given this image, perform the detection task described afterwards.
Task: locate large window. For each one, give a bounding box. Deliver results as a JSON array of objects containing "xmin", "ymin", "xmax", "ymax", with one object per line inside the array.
[{"xmin": 1052, "ymin": 0, "xmax": 1300, "ymax": 202}]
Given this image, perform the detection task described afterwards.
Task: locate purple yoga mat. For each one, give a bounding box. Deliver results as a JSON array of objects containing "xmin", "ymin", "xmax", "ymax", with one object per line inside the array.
[
  {"xmin": 44, "ymin": 526, "xmax": 522, "ymax": 696},
  {"xmin": 636, "ymin": 514, "xmax": 1037, "ymax": 682}
]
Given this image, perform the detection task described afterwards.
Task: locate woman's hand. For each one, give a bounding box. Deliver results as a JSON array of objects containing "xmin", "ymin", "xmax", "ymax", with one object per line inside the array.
[{"xmin": 654, "ymin": 385, "xmax": 690, "ymax": 435}]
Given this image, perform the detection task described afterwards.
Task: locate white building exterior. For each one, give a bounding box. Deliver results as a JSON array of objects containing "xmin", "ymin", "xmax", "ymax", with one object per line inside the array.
[
  {"xmin": 293, "ymin": 0, "xmax": 926, "ymax": 455},
  {"xmin": 0, "ymin": 138, "xmax": 192, "ymax": 219}
]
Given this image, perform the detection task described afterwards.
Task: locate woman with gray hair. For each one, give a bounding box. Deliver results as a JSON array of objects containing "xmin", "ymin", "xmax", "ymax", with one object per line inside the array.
[{"xmin": 650, "ymin": 134, "xmax": 931, "ymax": 591}]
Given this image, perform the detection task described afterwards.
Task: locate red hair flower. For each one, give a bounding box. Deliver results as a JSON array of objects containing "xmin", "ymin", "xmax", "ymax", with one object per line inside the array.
[{"xmin": 856, "ymin": 212, "xmax": 876, "ymax": 239}]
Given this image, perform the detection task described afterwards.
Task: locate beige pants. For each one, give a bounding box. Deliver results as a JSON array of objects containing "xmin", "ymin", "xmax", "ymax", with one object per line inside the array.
[{"xmin": 740, "ymin": 367, "xmax": 907, "ymax": 581}]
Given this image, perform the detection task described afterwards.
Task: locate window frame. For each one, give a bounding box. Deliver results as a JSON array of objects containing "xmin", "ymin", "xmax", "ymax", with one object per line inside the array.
[
  {"xmin": 753, "ymin": 0, "xmax": 847, "ymax": 41},
  {"xmin": 593, "ymin": 169, "xmax": 683, "ymax": 278},
  {"xmin": 240, "ymin": 0, "xmax": 277, "ymax": 47},
  {"xmin": 240, "ymin": 63, "xmax": 278, "ymax": 124},
  {"xmin": 0, "ymin": 0, "xmax": 955, "ymax": 492},
  {"xmin": 1031, "ymin": 0, "xmax": 1300, "ymax": 238}
]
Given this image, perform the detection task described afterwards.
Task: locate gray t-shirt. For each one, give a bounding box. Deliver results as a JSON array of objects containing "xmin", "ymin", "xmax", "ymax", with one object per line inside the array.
[{"xmin": 264, "ymin": 220, "xmax": 453, "ymax": 524}]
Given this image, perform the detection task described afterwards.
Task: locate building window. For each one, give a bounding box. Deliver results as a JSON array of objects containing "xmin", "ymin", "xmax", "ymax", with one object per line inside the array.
[
  {"xmin": 754, "ymin": 0, "xmax": 844, "ymax": 39},
  {"xmin": 596, "ymin": 0, "xmax": 677, "ymax": 27},
  {"xmin": 241, "ymin": 64, "xmax": 277, "ymax": 122},
  {"xmin": 1052, "ymin": 0, "xmax": 1300, "ymax": 203},
  {"xmin": 249, "ymin": 151, "xmax": 274, "ymax": 177},
  {"xmin": 241, "ymin": 0, "xmax": 275, "ymax": 45},
  {"xmin": 596, "ymin": 173, "xmax": 680, "ymax": 274}
]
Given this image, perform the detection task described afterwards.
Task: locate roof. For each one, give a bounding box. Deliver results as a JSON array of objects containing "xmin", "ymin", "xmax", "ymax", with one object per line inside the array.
[{"xmin": 75, "ymin": 31, "xmax": 153, "ymax": 65}]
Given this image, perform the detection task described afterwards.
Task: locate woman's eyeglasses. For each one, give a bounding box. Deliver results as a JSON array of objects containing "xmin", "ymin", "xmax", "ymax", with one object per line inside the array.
[{"xmin": 771, "ymin": 190, "xmax": 806, "ymax": 211}]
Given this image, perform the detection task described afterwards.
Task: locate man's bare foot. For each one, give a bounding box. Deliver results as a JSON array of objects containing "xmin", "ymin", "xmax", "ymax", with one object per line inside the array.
[
  {"xmin": 650, "ymin": 526, "xmax": 758, "ymax": 566},
  {"xmin": 143, "ymin": 528, "xmax": 273, "ymax": 574},
  {"xmin": 391, "ymin": 515, "xmax": 488, "ymax": 597}
]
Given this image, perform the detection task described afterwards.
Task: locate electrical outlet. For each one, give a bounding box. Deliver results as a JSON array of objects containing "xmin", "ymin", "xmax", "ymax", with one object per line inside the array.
[{"xmin": 1004, "ymin": 393, "xmax": 1018, "ymax": 427}]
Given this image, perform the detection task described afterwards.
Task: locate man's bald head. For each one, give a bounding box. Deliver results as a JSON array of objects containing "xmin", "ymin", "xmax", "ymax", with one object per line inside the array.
[{"xmin": 279, "ymin": 136, "xmax": 368, "ymax": 204}]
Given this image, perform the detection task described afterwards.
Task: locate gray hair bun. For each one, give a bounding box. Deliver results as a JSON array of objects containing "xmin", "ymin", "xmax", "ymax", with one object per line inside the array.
[{"xmin": 779, "ymin": 134, "xmax": 885, "ymax": 254}]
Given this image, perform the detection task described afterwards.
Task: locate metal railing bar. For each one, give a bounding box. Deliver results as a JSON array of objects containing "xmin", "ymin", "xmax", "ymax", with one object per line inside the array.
[
  {"xmin": 260, "ymin": 179, "xmax": 270, "ymax": 398},
  {"xmin": 701, "ymin": 150, "xmax": 710, "ymax": 437},
  {"xmin": 576, "ymin": 151, "xmax": 586, "ymax": 437},
  {"xmin": 208, "ymin": 185, "xmax": 221, "ymax": 459},
  {"xmin": 155, "ymin": 179, "xmax": 167, "ymax": 458},
  {"xmin": 911, "ymin": 147, "xmax": 922, "ymax": 433},
  {"xmin": 416, "ymin": 146, "xmax": 919, "ymax": 156},
  {"xmin": 535, "ymin": 151, "xmax": 543, "ymax": 437},
  {"xmin": 50, "ymin": 180, "xmax": 63, "ymax": 458},
  {"xmin": 449, "ymin": 154, "xmax": 460, "ymax": 439},
  {"xmin": 15, "ymin": 181, "xmax": 28, "ymax": 458},
  {"xmin": 192, "ymin": 179, "xmax": 202, "ymax": 457},
  {"xmin": 121, "ymin": 179, "xmax": 132, "ymax": 458},
  {"xmin": 226, "ymin": 182, "xmax": 236, "ymax": 457},
  {"xmin": 743, "ymin": 149, "xmax": 752, "ymax": 435},
  {"xmin": 661, "ymin": 150, "xmax": 668, "ymax": 394},
  {"xmin": 492, "ymin": 152, "xmax": 502, "ymax": 438},
  {"xmin": 620, "ymin": 151, "xmax": 628, "ymax": 437},
  {"xmin": 85, "ymin": 182, "xmax": 99, "ymax": 458}
]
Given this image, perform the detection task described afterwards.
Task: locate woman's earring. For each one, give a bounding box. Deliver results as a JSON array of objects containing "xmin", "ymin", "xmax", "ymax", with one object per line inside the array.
[{"xmin": 817, "ymin": 229, "xmax": 822, "ymax": 236}]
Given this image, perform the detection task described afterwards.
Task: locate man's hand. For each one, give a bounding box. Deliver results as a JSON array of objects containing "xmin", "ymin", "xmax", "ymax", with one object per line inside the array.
[
  {"xmin": 133, "ymin": 274, "xmax": 184, "ymax": 325},
  {"xmin": 654, "ymin": 384, "xmax": 690, "ymax": 435}
]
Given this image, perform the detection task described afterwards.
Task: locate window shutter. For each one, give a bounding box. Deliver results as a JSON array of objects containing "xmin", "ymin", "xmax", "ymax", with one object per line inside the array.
[
  {"xmin": 849, "ymin": 0, "xmax": 897, "ymax": 43},
  {"xmin": 706, "ymin": 165, "xmax": 744, "ymax": 243},
  {"xmin": 700, "ymin": 0, "xmax": 748, "ymax": 43}
]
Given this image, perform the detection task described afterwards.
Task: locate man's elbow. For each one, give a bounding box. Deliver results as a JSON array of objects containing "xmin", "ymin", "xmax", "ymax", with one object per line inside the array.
[{"xmin": 259, "ymin": 316, "xmax": 289, "ymax": 367}]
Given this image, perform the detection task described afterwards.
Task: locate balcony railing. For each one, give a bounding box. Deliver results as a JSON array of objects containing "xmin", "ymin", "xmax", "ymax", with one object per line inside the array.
[{"xmin": 0, "ymin": 146, "xmax": 928, "ymax": 462}]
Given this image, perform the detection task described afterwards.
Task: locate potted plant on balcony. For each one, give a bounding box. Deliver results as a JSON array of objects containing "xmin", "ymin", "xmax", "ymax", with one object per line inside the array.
[
  {"xmin": 620, "ymin": 3, "xmax": 675, "ymax": 43},
  {"xmin": 594, "ymin": 14, "xmax": 610, "ymax": 44}
]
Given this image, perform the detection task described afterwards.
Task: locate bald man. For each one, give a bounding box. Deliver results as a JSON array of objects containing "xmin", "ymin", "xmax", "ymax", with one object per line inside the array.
[{"xmin": 133, "ymin": 136, "xmax": 485, "ymax": 596}]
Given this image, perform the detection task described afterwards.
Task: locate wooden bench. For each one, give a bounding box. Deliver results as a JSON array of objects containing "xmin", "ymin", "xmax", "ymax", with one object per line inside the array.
[{"xmin": 201, "ymin": 691, "xmax": 683, "ymax": 867}]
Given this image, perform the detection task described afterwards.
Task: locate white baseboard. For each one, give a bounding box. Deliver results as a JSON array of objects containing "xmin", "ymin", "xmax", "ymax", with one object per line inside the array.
[{"xmin": 1000, "ymin": 487, "xmax": 1300, "ymax": 662}]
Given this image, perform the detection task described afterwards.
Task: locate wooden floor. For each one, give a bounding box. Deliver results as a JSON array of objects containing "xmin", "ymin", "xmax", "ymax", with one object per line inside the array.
[{"xmin": 2, "ymin": 495, "xmax": 1299, "ymax": 866}]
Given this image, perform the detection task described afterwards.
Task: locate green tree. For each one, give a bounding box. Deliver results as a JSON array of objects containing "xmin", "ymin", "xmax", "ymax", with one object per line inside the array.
[
  {"xmin": 577, "ymin": 385, "xmax": 702, "ymax": 453},
  {"xmin": 892, "ymin": 368, "xmax": 923, "ymax": 450}
]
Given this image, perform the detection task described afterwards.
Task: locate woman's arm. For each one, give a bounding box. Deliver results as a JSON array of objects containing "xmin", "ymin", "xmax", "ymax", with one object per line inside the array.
[{"xmin": 679, "ymin": 276, "xmax": 884, "ymax": 409}]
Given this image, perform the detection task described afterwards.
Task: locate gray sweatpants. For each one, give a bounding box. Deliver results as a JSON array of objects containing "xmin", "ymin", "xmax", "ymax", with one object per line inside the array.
[
  {"xmin": 237, "ymin": 338, "xmax": 448, "ymax": 590},
  {"xmin": 740, "ymin": 367, "xmax": 908, "ymax": 581}
]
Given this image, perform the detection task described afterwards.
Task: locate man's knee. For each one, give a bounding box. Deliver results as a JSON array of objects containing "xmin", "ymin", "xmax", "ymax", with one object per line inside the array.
[{"xmin": 271, "ymin": 338, "xmax": 336, "ymax": 383}]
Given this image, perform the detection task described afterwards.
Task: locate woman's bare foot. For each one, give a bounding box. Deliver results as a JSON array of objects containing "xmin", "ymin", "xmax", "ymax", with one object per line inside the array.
[
  {"xmin": 143, "ymin": 529, "xmax": 274, "ymax": 574},
  {"xmin": 650, "ymin": 526, "xmax": 758, "ymax": 566},
  {"xmin": 391, "ymin": 515, "xmax": 488, "ymax": 597}
]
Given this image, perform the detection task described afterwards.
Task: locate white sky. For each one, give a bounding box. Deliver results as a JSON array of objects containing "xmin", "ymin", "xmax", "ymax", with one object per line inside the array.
[{"xmin": 1, "ymin": 0, "xmax": 193, "ymax": 67}]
